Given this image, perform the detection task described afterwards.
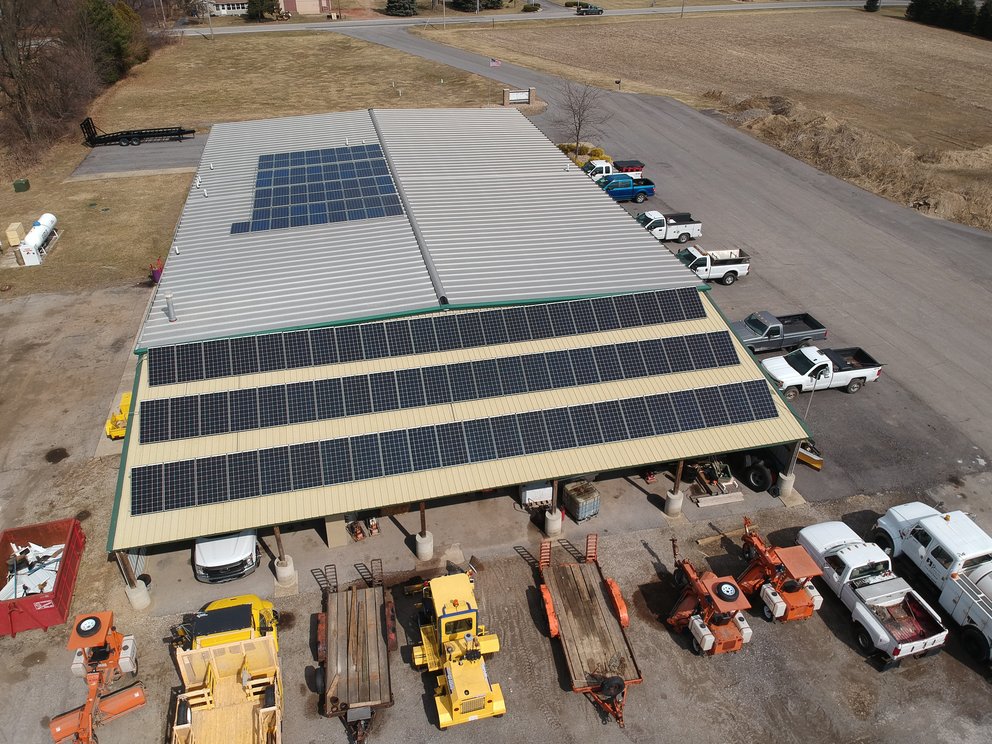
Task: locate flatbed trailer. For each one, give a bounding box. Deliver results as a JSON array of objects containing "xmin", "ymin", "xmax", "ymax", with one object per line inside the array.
[
  {"xmin": 80, "ymin": 117, "xmax": 195, "ymax": 147},
  {"xmin": 538, "ymin": 535, "xmax": 642, "ymax": 727},
  {"xmin": 316, "ymin": 561, "xmax": 395, "ymax": 742}
]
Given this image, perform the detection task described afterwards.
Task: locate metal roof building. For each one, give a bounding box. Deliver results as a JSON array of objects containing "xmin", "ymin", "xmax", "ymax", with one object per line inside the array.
[{"xmin": 110, "ymin": 108, "xmax": 808, "ymax": 552}]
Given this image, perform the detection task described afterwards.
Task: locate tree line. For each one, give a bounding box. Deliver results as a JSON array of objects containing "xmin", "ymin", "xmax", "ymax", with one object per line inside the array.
[
  {"xmin": 0, "ymin": 0, "xmax": 162, "ymax": 153},
  {"xmin": 906, "ymin": 0, "xmax": 992, "ymax": 37},
  {"xmin": 385, "ymin": 0, "xmax": 504, "ymax": 16}
]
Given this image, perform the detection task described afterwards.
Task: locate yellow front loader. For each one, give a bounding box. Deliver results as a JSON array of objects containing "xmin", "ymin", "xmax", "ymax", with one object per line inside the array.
[{"xmin": 412, "ymin": 573, "xmax": 505, "ymax": 729}]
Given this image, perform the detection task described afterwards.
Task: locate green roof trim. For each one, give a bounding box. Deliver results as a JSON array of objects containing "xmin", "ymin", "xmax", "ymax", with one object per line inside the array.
[{"xmin": 106, "ymin": 356, "xmax": 144, "ymax": 553}]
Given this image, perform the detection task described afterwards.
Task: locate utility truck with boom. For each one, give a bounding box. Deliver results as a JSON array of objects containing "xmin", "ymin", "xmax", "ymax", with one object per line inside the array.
[
  {"xmin": 636, "ymin": 211, "xmax": 702, "ymax": 243},
  {"xmin": 761, "ymin": 346, "xmax": 883, "ymax": 401},
  {"xmin": 673, "ymin": 246, "xmax": 750, "ymax": 285},
  {"xmin": 873, "ymin": 502, "xmax": 992, "ymax": 663},
  {"xmin": 798, "ymin": 522, "xmax": 947, "ymax": 664}
]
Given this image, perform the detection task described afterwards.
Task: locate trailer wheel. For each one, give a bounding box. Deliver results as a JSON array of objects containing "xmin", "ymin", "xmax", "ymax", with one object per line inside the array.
[
  {"xmin": 762, "ymin": 604, "xmax": 774, "ymax": 622},
  {"xmin": 600, "ymin": 676, "xmax": 625, "ymax": 699},
  {"xmin": 130, "ymin": 137, "xmax": 141, "ymax": 146},
  {"xmin": 870, "ymin": 529, "xmax": 894, "ymax": 556},
  {"xmin": 677, "ymin": 233, "xmax": 690, "ymax": 243},
  {"xmin": 784, "ymin": 387, "xmax": 801, "ymax": 402},
  {"xmin": 854, "ymin": 624, "xmax": 874, "ymax": 655},
  {"xmin": 744, "ymin": 463, "xmax": 773, "ymax": 493},
  {"xmin": 846, "ymin": 378, "xmax": 865, "ymax": 394},
  {"xmin": 961, "ymin": 626, "xmax": 991, "ymax": 663},
  {"xmin": 118, "ymin": 138, "xmax": 129, "ymax": 146},
  {"xmin": 75, "ymin": 615, "xmax": 103, "ymax": 637},
  {"xmin": 690, "ymin": 636, "xmax": 703, "ymax": 656},
  {"xmin": 634, "ymin": 192, "xmax": 647, "ymax": 203},
  {"xmin": 314, "ymin": 666, "xmax": 325, "ymax": 696},
  {"xmin": 721, "ymin": 272, "xmax": 737, "ymax": 286},
  {"xmin": 713, "ymin": 582, "xmax": 740, "ymax": 602}
]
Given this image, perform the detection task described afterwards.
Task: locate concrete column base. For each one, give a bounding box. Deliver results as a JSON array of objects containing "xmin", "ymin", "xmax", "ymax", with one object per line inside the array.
[
  {"xmin": 415, "ymin": 531, "xmax": 434, "ymax": 562},
  {"xmin": 664, "ymin": 490, "xmax": 684, "ymax": 517},
  {"xmin": 544, "ymin": 508, "xmax": 563, "ymax": 537},
  {"xmin": 777, "ymin": 472, "xmax": 797, "ymax": 500},
  {"xmin": 124, "ymin": 579, "xmax": 151, "ymax": 611},
  {"xmin": 273, "ymin": 556, "xmax": 299, "ymax": 597}
]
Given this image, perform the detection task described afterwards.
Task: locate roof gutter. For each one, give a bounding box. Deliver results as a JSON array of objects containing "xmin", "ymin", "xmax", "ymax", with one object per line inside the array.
[{"xmin": 368, "ymin": 108, "xmax": 449, "ymax": 306}]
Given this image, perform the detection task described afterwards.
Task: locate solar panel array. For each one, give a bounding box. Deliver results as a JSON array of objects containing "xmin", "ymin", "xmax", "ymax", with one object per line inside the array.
[
  {"xmin": 229, "ymin": 145, "xmax": 402, "ymax": 235},
  {"xmin": 145, "ymin": 288, "xmax": 706, "ymax": 387},
  {"xmin": 130, "ymin": 379, "xmax": 779, "ymax": 516},
  {"xmin": 138, "ymin": 331, "xmax": 740, "ymax": 444}
]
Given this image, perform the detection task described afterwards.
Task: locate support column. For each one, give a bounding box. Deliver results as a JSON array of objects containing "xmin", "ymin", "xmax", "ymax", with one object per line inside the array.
[
  {"xmin": 665, "ymin": 460, "xmax": 684, "ymax": 517},
  {"xmin": 273, "ymin": 525, "xmax": 299, "ymax": 596},
  {"xmin": 777, "ymin": 441, "xmax": 802, "ymax": 500},
  {"xmin": 544, "ymin": 479, "xmax": 563, "ymax": 536},
  {"xmin": 116, "ymin": 551, "xmax": 150, "ymax": 610},
  {"xmin": 415, "ymin": 501, "xmax": 434, "ymax": 562}
]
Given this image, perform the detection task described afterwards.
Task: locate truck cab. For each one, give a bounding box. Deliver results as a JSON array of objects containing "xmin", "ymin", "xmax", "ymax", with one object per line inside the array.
[
  {"xmin": 193, "ymin": 529, "xmax": 259, "ymax": 583},
  {"xmin": 175, "ymin": 594, "xmax": 280, "ymax": 652}
]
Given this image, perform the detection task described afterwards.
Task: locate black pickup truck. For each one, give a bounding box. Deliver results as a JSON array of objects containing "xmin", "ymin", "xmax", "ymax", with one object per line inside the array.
[
  {"xmin": 730, "ymin": 311, "xmax": 828, "ymax": 353},
  {"xmin": 576, "ymin": 5, "xmax": 604, "ymax": 14}
]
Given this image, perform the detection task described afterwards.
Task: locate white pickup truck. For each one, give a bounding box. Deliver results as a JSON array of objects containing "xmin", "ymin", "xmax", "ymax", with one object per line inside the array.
[
  {"xmin": 581, "ymin": 158, "xmax": 643, "ymax": 180},
  {"xmin": 873, "ymin": 502, "xmax": 992, "ymax": 664},
  {"xmin": 673, "ymin": 246, "xmax": 750, "ymax": 286},
  {"xmin": 798, "ymin": 521, "xmax": 948, "ymax": 664},
  {"xmin": 760, "ymin": 346, "xmax": 883, "ymax": 401},
  {"xmin": 636, "ymin": 211, "xmax": 702, "ymax": 243}
]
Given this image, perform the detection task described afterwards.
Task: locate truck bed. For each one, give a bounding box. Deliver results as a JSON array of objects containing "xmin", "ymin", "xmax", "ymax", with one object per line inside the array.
[
  {"xmin": 613, "ymin": 160, "xmax": 644, "ymax": 171},
  {"xmin": 543, "ymin": 560, "xmax": 641, "ymax": 691},
  {"xmin": 822, "ymin": 348, "xmax": 881, "ymax": 372},
  {"xmin": 855, "ymin": 578, "xmax": 943, "ymax": 643},
  {"xmin": 322, "ymin": 585, "xmax": 392, "ymax": 714},
  {"xmin": 780, "ymin": 314, "xmax": 826, "ymax": 335}
]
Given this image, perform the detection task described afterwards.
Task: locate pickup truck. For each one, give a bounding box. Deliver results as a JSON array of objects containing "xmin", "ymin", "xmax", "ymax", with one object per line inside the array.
[
  {"xmin": 730, "ymin": 311, "xmax": 828, "ymax": 354},
  {"xmin": 582, "ymin": 159, "xmax": 643, "ymax": 180},
  {"xmin": 635, "ymin": 211, "xmax": 702, "ymax": 243},
  {"xmin": 673, "ymin": 246, "xmax": 750, "ymax": 285},
  {"xmin": 576, "ymin": 4, "xmax": 604, "ymax": 14},
  {"xmin": 760, "ymin": 346, "xmax": 883, "ymax": 401},
  {"xmin": 798, "ymin": 521, "xmax": 948, "ymax": 664},
  {"xmin": 599, "ymin": 173, "xmax": 655, "ymax": 203},
  {"xmin": 873, "ymin": 502, "xmax": 992, "ymax": 664}
]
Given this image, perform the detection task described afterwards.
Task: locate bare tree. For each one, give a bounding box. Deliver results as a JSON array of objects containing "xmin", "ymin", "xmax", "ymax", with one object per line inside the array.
[{"xmin": 551, "ymin": 80, "xmax": 613, "ymax": 158}]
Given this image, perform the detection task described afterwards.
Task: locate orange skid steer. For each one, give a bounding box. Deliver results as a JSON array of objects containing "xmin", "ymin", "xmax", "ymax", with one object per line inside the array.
[{"xmin": 50, "ymin": 612, "xmax": 147, "ymax": 744}]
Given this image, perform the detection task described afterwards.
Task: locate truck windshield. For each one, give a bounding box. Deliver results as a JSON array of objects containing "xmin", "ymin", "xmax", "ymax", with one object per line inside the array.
[
  {"xmin": 784, "ymin": 349, "xmax": 816, "ymax": 375},
  {"xmin": 850, "ymin": 560, "xmax": 888, "ymax": 581},
  {"xmin": 674, "ymin": 249, "xmax": 696, "ymax": 266},
  {"xmin": 962, "ymin": 553, "xmax": 992, "ymax": 571},
  {"xmin": 745, "ymin": 314, "xmax": 769, "ymax": 335},
  {"xmin": 635, "ymin": 213, "xmax": 652, "ymax": 227},
  {"xmin": 581, "ymin": 161, "xmax": 598, "ymax": 174}
]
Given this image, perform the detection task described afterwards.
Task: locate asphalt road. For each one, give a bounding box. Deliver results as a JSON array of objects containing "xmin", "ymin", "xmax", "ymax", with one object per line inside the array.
[{"xmin": 333, "ymin": 24, "xmax": 992, "ymax": 499}]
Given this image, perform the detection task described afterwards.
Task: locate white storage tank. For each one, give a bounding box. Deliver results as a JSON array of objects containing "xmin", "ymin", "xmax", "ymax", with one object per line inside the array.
[{"xmin": 17, "ymin": 213, "xmax": 57, "ymax": 266}]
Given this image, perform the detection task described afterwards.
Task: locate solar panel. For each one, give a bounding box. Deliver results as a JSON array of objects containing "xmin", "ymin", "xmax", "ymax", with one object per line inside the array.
[
  {"xmin": 148, "ymin": 346, "xmax": 176, "ymax": 386},
  {"xmin": 472, "ymin": 359, "xmax": 503, "ymax": 398},
  {"xmin": 422, "ymin": 366, "xmax": 452, "ymax": 405},
  {"xmin": 696, "ymin": 387, "xmax": 731, "ymax": 427},
  {"xmin": 200, "ymin": 392, "xmax": 230, "ymax": 436},
  {"xmin": 676, "ymin": 287, "xmax": 706, "ymax": 319},
  {"xmin": 518, "ymin": 411, "xmax": 551, "ymax": 454},
  {"xmin": 593, "ymin": 346, "xmax": 623, "ymax": 382},
  {"xmin": 230, "ymin": 389, "xmax": 259, "ymax": 432},
  {"xmin": 595, "ymin": 401, "xmax": 628, "ymax": 442},
  {"xmin": 686, "ymin": 334, "xmax": 716, "ymax": 369},
  {"xmin": 670, "ymin": 390, "xmax": 705, "ymax": 431},
  {"xmin": 620, "ymin": 397, "xmax": 655, "ymax": 438},
  {"xmin": 288, "ymin": 442, "xmax": 322, "ymax": 491},
  {"xmin": 360, "ymin": 323, "xmax": 390, "ymax": 360},
  {"xmin": 434, "ymin": 314, "xmax": 462, "ymax": 352},
  {"xmin": 380, "ymin": 430, "xmax": 413, "ymax": 475},
  {"xmin": 616, "ymin": 342, "xmax": 648, "ymax": 379},
  {"xmin": 343, "ymin": 375, "xmax": 373, "ymax": 416},
  {"xmin": 457, "ymin": 314, "xmax": 486, "ymax": 348},
  {"xmin": 525, "ymin": 305, "xmax": 554, "ymax": 340},
  {"xmin": 195, "ymin": 456, "xmax": 228, "ymax": 505},
  {"xmin": 176, "ymin": 343, "xmax": 205, "ymax": 383},
  {"xmin": 409, "ymin": 426, "xmax": 441, "ymax": 471},
  {"xmin": 369, "ymin": 372, "xmax": 400, "ymax": 412},
  {"xmin": 543, "ymin": 408, "xmax": 577, "ymax": 450},
  {"xmin": 656, "ymin": 290, "xmax": 686, "ymax": 323},
  {"xmin": 634, "ymin": 293, "xmax": 664, "ymax": 325},
  {"xmin": 257, "ymin": 334, "xmax": 286, "ymax": 373},
  {"xmin": 480, "ymin": 311, "xmax": 509, "ymax": 345},
  {"xmin": 320, "ymin": 439, "xmax": 352, "ymax": 484},
  {"xmin": 227, "ymin": 451, "xmax": 260, "ymax": 500},
  {"xmin": 287, "ymin": 382, "xmax": 317, "ymax": 424},
  {"xmin": 719, "ymin": 383, "xmax": 753, "ymax": 425},
  {"xmin": 140, "ymin": 399, "xmax": 170, "ymax": 444},
  {"xmin": 546, "ymin": 350, "xmax": 577, "ymax": 388},
  {"xmin": 464, "ymin": 419, "xmax": 497, "ymax": 463},
  {"xmin": 522, "ymin": 354, "xmax": 553, "ymax": 392},
  {"xmin": 335, "ymin": 325, "xmax": 363, "ymax": 363},
  {"xmin": 310, "ymin": 328, "xmax": 338, "ymax": 365},
  {"xmin": 203, "ymin": 340, "xmax": 232, "ymax": 379},
  {"xmin": 258, "ymin": 385, "xmax": 288, "ymax": 428},
  {"xmin": 743, "ymin": 379, "xmax": 778, "ymax": 419},
  {"xmin": 230, "ymin": 336, "xmax": 259, "ymax": 376},
  {"xmin": 164, "ymin": 461, "xmax": 196, "ymax": 510},
  {"xmin": 436, "ymin": 423, "xmax": 469, "ymax": 466},
  {"xmin": 490, "ymin": 415, "xmax": 524, "ymax": 458},
  {"xmin": 570, "ymin": 404, "xmax": 603, "ymax": 446},
  {"xmin": 315, "ymin": 378, "xmax": 345, "ymax": 419},
  {"xmin": 662, "ymin": 337, "xmax": 694, "ymax": 373},
  {"xmin": 283, "ymin": 331, "xmax": 313, "ymax": 368},
  {"xmin": 592, "ymin": 297, "xmax": 621, "ymax": 331},
  {"xmin": 130, "ymin": 464, "xmax": 163, "ymax": 515},
  {"xmin": 396, "ymin": 368, "xmax": 426, "ymax": 408},
  {"xmin": 613, "ymin": 294, "xmax": 642, "ymax": 329},
  {"xmin": 170, "ymin": 396, "xmax": 200, "ymax": 439},
  {"xmin": 259, "ymin": 447, "xmax": 291, "ymax": 495},
  {"xmin": 640, "ymin": 339, "xmax": 671, "ymax": 376},
  {"xmin": 569, "ymin": 348, "xmax": 599, "ymax": 385},
  {"xmin": 709, "ymin": 332, "xmax": 740, "ymax": 366},
  {"xmin": 410, "ymin": 316, "xmax": 439, "ymax": 353},
  {"xmin": 548, "ymin": 303, "xmax": 577, "ymax": 336},
  {"xmin": 502, "ymin": 307, "xmax": 531, "ymax": 343},
  {"xmin": 385, "ymin": 320, "xmax": 414, "ymax": 357},
  {"xmin": 570, "ymin": 300, "xmax": 598, "ymax": 334},
  {"xmin": 496, "ymin": 357, "xmax": 527, "ymax": 395},
  {"xmin": 351, "ymin": 434, "xmax": 383, "ymax": 479},
  {"xmin": 448, "ymin": 363, "xmax": 477, "ymax": 402},
  {"xmin": 646, "ymin": 393, "xmax": 680, "ymax": 435}
]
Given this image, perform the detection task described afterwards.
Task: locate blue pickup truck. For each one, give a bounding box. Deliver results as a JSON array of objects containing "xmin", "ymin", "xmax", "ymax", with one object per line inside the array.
[{"xmin": 598, "ymin": 173, "xmax": 656, "ymax": 203}]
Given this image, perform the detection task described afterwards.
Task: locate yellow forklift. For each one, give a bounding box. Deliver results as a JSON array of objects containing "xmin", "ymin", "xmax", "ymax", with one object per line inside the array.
[{"xmin": 412, "ymin": 573, "xmax": 505, "ymax": 728}]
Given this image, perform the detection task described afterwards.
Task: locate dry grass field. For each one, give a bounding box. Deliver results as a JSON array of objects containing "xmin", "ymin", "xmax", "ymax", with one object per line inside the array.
[
  {"xmin": 0, "ymin": 33, "xmax": 495, "ymax": 297},
  {"xmin": 426, "ymin": 9, "xmax": 992, "ymax": 229}
]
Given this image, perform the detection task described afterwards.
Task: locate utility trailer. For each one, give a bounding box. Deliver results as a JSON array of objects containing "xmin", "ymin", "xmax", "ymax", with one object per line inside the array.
[
  {"xmin": 538, "ymin": 534, "xmax": 642, "ymax": 727},
  {"xmin": 736, "ymin": 518, "xmax": 823, "ymax": 622},
  {"xmin": 316, "ymin": 561, "xmax": 395, "ymax": 742},
  {"xmin": 80, "ymin": 117, "xmax": 195, "ymax": 147}
]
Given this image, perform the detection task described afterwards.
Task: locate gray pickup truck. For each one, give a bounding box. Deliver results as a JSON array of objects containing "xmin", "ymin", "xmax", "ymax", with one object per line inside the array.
[{"xmin": 730, "ymin": 311, "xmax": 828, "ymax": 354}]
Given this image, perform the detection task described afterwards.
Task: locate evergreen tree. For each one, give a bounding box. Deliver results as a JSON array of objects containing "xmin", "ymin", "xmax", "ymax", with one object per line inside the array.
[
  {"xmin": 246, "ymin": 0, "xmax": 280, "ymax": 21},
  {"xmin": 385, "ymin": 0, "xmax": 417, "ymax": 14},
  {"xmin": 977, "ymin": 0, "xmax": 992, "ymax": 36},
  {"xmin": 957, "ymin": 0, "xmax": 978, "ymax": 28},
  {"xmin": 864, "ymin": 0, "xmax": 880, "ymax": 11},
  {"xmin": 906, "ymin": 0, "xmax": 927, "ymax": 20},
  {"xmin": 81, "ymin": 0, "xmax": 131, "ymax": 84}
]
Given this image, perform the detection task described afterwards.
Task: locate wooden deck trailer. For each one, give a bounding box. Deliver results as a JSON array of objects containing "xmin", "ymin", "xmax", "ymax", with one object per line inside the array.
[
  {"xmin": 316, "ymin": 561, "xmax": 395, "ymax": 742},
  {"xmin": 538, "ymin": 535, "xmax": 642, "ymax": 727}
]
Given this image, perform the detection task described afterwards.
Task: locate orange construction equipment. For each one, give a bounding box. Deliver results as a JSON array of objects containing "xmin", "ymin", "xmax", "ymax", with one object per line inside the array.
[
  {"xmin": 50, "ymin": 612, "xmax": 147, "ymax": 743},
  {"xmin": 736, "ymin": 518, "xmax": 824, "ymax": 623},
  {"xmin": 666, "ymin": 539, "xmax": 753, "ymax": 656}
]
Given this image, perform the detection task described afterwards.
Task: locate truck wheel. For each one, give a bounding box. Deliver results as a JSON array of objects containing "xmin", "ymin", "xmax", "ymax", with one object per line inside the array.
[
  {"xmin": 784, "ymin": 387, "xmax": 801, "ymax": 402},
  {"xmin": 799, "ymin": 338, "xmax": 813, "ymax": 348},
  {"xmin": 118, "ymin": 137, "xmax": 129, "ymax": 146},
  {"xmin": 961, "ymin": 626, "xmax": 991, "ymax": 663},
  {"xmin": 870, "ymin": 529, "xmax": 894, "ymax": 556},
  {"xmin": 314, "ymin": 666, "xmax": 325, "ymax": 696},
  {"xmin": 677, "ymin": 233, "xmax": 690, "ymax": 244},
  {"xmin": 846, "ymin": 378, "xmax": 865, "ymax": 394},
  {"xmin": 744, "ymin": 463, "xmax": 773, "ymax": 493},
  {"xmin": 721, "ymin": 272, "xmax": 737, "ymax": 286},
  {"xmin": 854, "ymin": 624, "xmax": 875, "ymax": 656},
  {"xmin": 634, "ymin": 192, "xmax": 647, "ymax": 204}
]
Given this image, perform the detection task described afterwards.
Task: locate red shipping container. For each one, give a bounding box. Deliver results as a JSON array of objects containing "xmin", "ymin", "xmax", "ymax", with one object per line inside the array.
[{"xmin": 0, "ymin": 518, "xmax": 86, "ymax": 637}]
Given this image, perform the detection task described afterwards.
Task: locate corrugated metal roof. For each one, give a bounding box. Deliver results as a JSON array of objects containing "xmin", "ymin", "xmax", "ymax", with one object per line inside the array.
[
  {"xmin": 137, "ymin": 108, "xmax": 696, "ymax": 350},
  {"xmin": 109, "ymin": 293, "xmax": 809, "ymax": 550}
]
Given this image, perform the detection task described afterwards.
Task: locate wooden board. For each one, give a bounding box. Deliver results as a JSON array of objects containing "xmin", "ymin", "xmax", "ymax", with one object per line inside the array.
[
  {"xmin": 323, "ymin": 585, "xmax": 392, "ymax": 713},
  {"xmin": 543, "ymin": 561, "xmax": 641, "ymax": 691}
]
